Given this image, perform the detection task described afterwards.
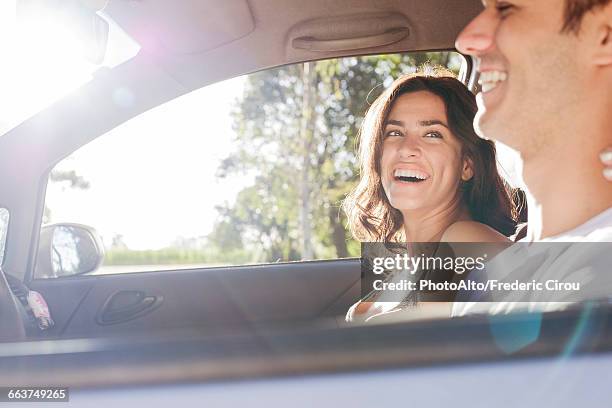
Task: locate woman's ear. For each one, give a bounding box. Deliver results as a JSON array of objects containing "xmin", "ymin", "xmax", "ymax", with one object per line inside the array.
[{"xmin": 461, "ymin": 156, "xmax": 474, "ymax": 181}]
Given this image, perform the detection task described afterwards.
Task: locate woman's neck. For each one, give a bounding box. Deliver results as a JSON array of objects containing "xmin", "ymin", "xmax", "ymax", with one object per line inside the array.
[{"xmin": 401, "ymin": 197, "xmax": 471, "ymax": 242}]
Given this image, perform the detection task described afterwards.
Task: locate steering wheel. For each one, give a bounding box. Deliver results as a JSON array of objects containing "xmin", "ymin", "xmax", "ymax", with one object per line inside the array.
[{"xmin": 0, "ymin": 267, "xmax": 26, "ymax": 341}]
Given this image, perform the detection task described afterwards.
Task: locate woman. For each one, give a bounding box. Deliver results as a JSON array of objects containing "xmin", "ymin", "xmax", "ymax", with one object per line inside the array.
[{"xmin": 343, "ymin": 69, "xmax": 521, "ymax": 322}]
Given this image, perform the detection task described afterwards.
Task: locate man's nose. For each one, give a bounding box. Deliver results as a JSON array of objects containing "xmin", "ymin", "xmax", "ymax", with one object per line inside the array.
[{"xmin": 455, "ymin": 8, "xmax": 498, "ymax": 56}]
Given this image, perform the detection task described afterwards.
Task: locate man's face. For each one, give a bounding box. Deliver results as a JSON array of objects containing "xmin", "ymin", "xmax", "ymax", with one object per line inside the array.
[{"xmin": 455, "ymin": 0, "xmax": 585, "ymax": 161}]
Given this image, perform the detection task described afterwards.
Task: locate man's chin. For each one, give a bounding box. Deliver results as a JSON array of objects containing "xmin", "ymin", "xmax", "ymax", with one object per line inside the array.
[
  {"xmin": 473, "ymin": 109, "xmax": 494, "ymax": 141},
  {"xmin": 474, "ymin": 105, "xmax": 511, "ymax": 143},
  {"xmin": 475, "ymin": 91, "xmax": 509, "ymax": 141},
  {"xmin": 475, "ymin": 111, "xmax": 521, "ymax": 154}
]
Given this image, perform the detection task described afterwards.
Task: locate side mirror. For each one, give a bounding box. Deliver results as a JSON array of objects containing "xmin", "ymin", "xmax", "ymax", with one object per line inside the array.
[{"xmin": 35, "ymin": 223, "xmax": 105, "ymax": 279}]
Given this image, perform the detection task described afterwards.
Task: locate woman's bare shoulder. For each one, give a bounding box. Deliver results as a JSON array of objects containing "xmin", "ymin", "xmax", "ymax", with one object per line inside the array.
[{"xmin": 441, "ymin": 221, "xmax": 511, "ymax": 243}]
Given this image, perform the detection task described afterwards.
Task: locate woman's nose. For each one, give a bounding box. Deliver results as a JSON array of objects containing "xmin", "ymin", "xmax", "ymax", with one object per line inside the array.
[
  {"xmin": 455, "ymin": 8, "xmax": 498, "ymax": 56},
  {"xmin": 398, "ymin": 136, "xmax": 421, "ymax": 158}
]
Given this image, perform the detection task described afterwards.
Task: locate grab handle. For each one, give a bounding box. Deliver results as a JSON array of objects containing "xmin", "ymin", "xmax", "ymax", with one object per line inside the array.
[{"xmin": 292, "ymin": 27, "xmax": 409, "ymax": 52}]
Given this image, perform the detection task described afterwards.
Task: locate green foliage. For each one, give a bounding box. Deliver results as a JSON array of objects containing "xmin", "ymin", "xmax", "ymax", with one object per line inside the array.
[
  {"xmin": 209, "ymin": 52, "xmax": 461, "ymax": 263},
  {"xmin": 104, "ymin": 247, "xmax": 253, "ymax": 266}
]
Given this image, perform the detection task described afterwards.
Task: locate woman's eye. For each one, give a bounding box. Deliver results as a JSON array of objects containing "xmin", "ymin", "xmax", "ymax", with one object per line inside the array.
[
  {"xmin": 385, "ymin": 130, "xmax": 402, "ymax": 138},
  {"xmin": 424, "ymin": 131, "xmax": 443, "ymax": 139}
]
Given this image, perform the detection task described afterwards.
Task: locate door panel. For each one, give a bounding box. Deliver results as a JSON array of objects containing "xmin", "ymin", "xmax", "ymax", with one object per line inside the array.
[{"xmin": 29, "ymin": 259, "xmax": 360, "ymax": 338}]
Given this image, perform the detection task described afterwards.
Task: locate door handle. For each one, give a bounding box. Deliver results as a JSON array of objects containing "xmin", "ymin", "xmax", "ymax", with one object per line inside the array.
[{"xmin": 97, "ymin": 290, "xmax": 163, "ymax": 325}]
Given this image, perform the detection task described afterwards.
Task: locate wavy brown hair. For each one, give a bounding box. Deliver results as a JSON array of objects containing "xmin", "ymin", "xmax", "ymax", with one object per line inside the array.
[{"xmin": 343, "ymin": 70, "xmax": 520, "ymax": 242}]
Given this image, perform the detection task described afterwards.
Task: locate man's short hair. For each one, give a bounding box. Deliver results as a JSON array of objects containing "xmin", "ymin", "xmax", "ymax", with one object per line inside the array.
[{"xmin": 563, "ymin": 0, "xmax": 612, "ymax": 33}]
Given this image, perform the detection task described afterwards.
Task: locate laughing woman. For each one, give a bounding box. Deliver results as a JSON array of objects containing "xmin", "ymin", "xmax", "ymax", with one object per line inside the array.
[{"xmin": 343, "ymin": 70, "xmax": 521, "ymax": 322}]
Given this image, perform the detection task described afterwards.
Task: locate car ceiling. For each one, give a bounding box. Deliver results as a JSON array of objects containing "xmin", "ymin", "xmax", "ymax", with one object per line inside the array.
[
  {"xmin": 105, "ymin": 0, "xmax": 482, "ymax": 89},
  {"xmin": 0, "ymin": 0, "xmax": 482, "ymax": 281}
]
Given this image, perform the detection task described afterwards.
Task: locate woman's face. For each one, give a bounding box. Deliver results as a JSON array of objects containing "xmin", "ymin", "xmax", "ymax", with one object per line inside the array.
[{"xmin": 380, "ymin": 91, "xmax": 473, "ymax": 212}]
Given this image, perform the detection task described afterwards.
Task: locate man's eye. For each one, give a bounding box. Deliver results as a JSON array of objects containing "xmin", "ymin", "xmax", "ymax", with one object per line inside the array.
[
  {"xmin": 424, "ymin": 131, "xmax": 443, "ymax": 139},
  {"xmin": 495, "ymin": 2, "xmax": 514, "ymax": 16}
]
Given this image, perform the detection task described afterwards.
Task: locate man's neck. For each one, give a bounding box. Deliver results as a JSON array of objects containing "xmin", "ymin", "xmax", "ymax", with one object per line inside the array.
[{"xmin": 524, "ymin": 142, "xmax": 612, "ymax": 240}]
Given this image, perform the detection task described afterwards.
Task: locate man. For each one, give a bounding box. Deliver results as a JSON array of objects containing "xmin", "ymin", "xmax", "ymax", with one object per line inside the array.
[
  {"xmin": 456, "ymin": 0, "xmax": 612, "ymax": 240},
  {"xmin": 451, "ymin": 0, "xmax": 612, "ymax": 315}
]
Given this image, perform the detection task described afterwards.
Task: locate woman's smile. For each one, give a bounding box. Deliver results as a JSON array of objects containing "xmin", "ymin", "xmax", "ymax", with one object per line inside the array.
[
  {"xmin": 393, "ymin": 168, "xmax": 430, "ymax": 182},
  {"xmin": 391, "ymin": 167, "xmax": 432, "ymax": 188}
]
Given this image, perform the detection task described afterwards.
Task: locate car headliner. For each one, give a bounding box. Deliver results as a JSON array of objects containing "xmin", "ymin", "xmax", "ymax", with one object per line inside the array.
[{"xmin": 0, "ymin": 0, "xmax": 482, "ymax": 281}]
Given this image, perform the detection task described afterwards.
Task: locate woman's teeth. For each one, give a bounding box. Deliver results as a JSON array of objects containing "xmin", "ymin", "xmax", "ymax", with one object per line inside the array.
[
  {"xmin": 478, "ymin": 71, "xmax": 508, "ymax": 93},
  {"xmin": 394, "ymin": 169, "xmax": 429, "ymax": 182}
]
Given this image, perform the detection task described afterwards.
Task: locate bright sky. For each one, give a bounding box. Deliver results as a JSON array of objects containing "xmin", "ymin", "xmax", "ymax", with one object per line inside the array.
[
  {"xmin": 47, "ymin": 78, "xmax": 248, "ymax": 250},
  {"xmin": 0, "ymin": 1, "xmax": 139, "ymax": 134}
]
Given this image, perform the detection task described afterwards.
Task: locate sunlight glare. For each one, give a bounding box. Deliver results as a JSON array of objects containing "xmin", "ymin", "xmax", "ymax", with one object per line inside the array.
[{"xmin": 0, "ymin": 0, "xmax": 139, "ymax": 135}]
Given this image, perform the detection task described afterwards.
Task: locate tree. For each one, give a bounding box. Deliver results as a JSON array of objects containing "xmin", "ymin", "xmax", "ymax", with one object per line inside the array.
[{"xmin": 49, "ymin": 170, "xmax": 90, "ymax": 189}]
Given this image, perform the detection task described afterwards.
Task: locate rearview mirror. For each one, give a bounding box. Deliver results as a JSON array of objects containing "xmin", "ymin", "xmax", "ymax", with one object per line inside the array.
[{"xmin": 35, "ymin": 223, "xmax": 105, "ymax": 279}]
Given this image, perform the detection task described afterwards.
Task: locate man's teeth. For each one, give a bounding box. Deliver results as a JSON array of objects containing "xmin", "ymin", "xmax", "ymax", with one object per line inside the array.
[
  {"xmin": 394, "ymin": 169, "xmax": 429, "ymax": 180},
  {"xmin": 478, "ymin": 71, "xmax": 508, "ymax": 93}
]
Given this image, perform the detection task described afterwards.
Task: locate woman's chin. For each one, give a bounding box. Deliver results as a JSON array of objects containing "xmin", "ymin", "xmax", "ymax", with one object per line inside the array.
[{"xmin": 389, "ymin": 198, "xmax": 427, "ymax": 212}]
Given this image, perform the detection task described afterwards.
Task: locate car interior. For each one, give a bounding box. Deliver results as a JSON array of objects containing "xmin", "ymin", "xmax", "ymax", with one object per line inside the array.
[
  {"xmin": 0, "ymin": 0, "xmax": 482, "ymax": 341},
  {"xmin": 1, "ymin": 0, "xmax": 612, "ymax": 397}
]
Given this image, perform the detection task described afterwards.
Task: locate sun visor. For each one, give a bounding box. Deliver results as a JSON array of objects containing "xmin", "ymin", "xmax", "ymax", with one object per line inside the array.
[{"xmin": 117, "ymin": 0, "xmax": 255, "ymax": 55}]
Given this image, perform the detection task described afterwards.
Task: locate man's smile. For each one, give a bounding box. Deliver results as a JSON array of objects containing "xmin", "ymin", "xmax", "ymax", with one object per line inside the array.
[{"xmin": 478, "ymin": 70, "xmax": 508, "ymax": 93}]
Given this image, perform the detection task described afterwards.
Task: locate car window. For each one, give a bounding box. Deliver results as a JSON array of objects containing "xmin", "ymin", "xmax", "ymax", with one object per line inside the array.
[
  {"xmin": 0, "ymin": 208, "xmax": 8, "ymax": 266},
  {"xmin": 41, "ymin": 51, "xmax": 463, "ymax": 277}
]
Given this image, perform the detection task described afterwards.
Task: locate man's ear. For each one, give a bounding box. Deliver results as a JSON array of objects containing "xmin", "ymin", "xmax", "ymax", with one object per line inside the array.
[
  {"xmin": 592, "ymin": 4, "xmax": 612, "ymax": 66},
  {"xmin": 461, "ymin": 156, "xmax": 474, "ymax": 182}
]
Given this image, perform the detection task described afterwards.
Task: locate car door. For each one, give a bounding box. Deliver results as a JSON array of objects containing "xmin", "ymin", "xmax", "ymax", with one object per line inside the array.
[{"xmin": 28, "ymin": 260, "xmax": 361, "ymax": 338}]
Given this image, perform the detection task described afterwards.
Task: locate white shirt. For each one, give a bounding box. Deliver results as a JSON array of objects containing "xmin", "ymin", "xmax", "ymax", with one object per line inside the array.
[
  {"xmin": 452, "ymin": 207, "xmax": 612, "ymax": 317},
  {"xmin": 541, "ymin": 207, "xmax": 612, "ymax": 242}
]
